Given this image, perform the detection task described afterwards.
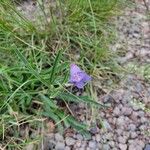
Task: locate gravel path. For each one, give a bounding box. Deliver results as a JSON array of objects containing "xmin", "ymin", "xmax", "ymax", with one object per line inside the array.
[{"xmin": 18, "ymin": 0, "xmax": 150, "ymax": 150}]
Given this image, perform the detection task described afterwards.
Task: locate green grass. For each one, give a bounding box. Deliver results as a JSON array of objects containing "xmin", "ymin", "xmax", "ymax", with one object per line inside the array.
[{"xmin": 0, "ymin": 0, "xmax": 125, "ymax": 148}]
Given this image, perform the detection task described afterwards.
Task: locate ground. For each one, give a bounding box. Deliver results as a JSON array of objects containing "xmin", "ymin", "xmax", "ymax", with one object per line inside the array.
[{"xmin": 0, "ymin": 0, "xmax": 150, "ymax": 150}]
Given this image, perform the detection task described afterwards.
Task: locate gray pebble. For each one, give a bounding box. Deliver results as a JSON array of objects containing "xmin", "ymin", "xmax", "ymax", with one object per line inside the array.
[
  {"xmin": 76, "ymin": 134, "xmax": 83, "ymax": 140},
  {"xmin": 118, "ymin": 136, "xmax": 127, "ymax": 144},
  {"xmin": 132, "ymin": 105, "xmax": 140, "ymax": 111},
  {"xmin": 103, "ymin": 95, "xmax": 113, "ymax": 103},
  {"xmin": 44, "ymin": 139, "xmax": 56, "ymax": 150},
  {"xmin": 103, "ymin": 119, "xmax": 112, "ymax": 130},
  {"xmin": 65, "ymin": 146, "xmax": 71, "ymax": 150},
  {"xmin": 75, "ymin": 141, "xmax": 82, "ymax": 148},
  {"xmin": 130, "ymin": 112, "xmax": 138, "ymax": 121},
  {"xmin": 116, "ymin": 129, "xmax": 123, "ymax": 135},
  {"xmin": 119, "ymin": 143, "xmax": 127, "ymax": 150},
  {"xmin": 65, "ymin": 137, "xmax": 76, "ymax": 146},
  {"xmin": 138, "ymin": 111, "xmax": 145, "ymax": 117},
  {"xmin": 55, "ymin": 142, "xmax": 65, "ymax": 150},
  {"xmin": 81, "ymin": 141, "xmax": 87, "ymax": 148},
  {"xmin": 141, "ymin": 117, "xmax": 147, "ymax": 123},
  {"xmin": 130, "ymin": 132, "xmax": 137, "ymax": 139},
  {"xmin": 117, "ymin": 116, "xmax": 125, "ymax": 126},
  {"xmin": 144, "ymin": 144, "xmax": 150, "ymax": 150},
  {"xmin": 113, "ymin": 107, "xmax": 120, "ymax": 116},
  {"xmin": 108, "ymin": 141, "xmax": 115, "ymax": 147},
  {"xmin": 89, "ymin": 141, "xmax": 97, "ymax": 149},
  {"xmin": 139, "ymin": 125, "xmax": 146, "ymax": 131},
  {"xmin": 102, "ymin": 144, "xmax": 110, "ymax": 150},
  {"xmin": 78, "ymin": 148, "xmax": 85, "ymax": 150},
  {"xmin": 105, "ymin": 133, "xmax": 113, "ymax": 140},
  {"xmin": 128, "ymin": 144, "xmax": 136, "ymax": 150},
  {"xmin": 112, "ymin": 148, "xmax": 118, "ymax": 150},
  {"xmin": 122, "ymin": 107, "xmax": 132, "ymax": 116},
  {"xmin": 55, "ymin": 133, "xmax": 64, "ymax": 142},
  {"xmin": 128, "ymin": 124, "xmax": 136, "ymax": 131},
  {"xmin": 95, "ymin": 134, "xmax": 101, "ymax": 142},
  {"xmin": 90, "ymin": 126, "xmax": 99, "ymax": 134},
  {"xmin": 138, "ymin": 140, "xmax": 145, "ymax": 148}
]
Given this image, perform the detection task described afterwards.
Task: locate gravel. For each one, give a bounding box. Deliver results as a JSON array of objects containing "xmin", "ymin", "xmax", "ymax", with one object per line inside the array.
[
  {"xmin": 88, "ymin": 141, "xmax": 97, "ymax": 149},
  {"xmin": 55, "ymin": 133, "xmax": 64, "ymax": 142},
  {"xmin": 102, "ymin": 144, "xmax": 110, "ymax": 150},
  {"xmin": 118, "ymin": 143, "xmax": 128, "ymax": 150},
  {"xmin": 118, "ymin": 136, "xmax": 127, "ymax": 144},
  {"xmin": 55, "ymin": 142, "xmax": 65, "ymax": 150},
  {"xmin": 65, "ymin": 137, "xmax": 76, "ymax": 146}
]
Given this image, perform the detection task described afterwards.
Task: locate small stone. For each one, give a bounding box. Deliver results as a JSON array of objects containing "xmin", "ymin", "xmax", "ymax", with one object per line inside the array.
[
  {"xmin": 116, "ymin": 129, "xmax": 123, "ymax": 135},
  {"xmin": 95, "ymin": 134, "xmax": 101, "ymax": 142},
  {"xmin": 43, "ymin": 139, "xmax": 55, "ymax": 150},
  {"xmin": 130, "ymin": 112, "xmax": 138, "ymax": 121},
  {"xmin": 76, "ymin": 141, "xmax": 82, "ymax": 148},
  {"xmin": 78, "ymin": 148, "xmax": 84, "ymax": 150},
  {"xmin": 137, "ymin": 111, "xmax": 145, "ymax": 117},
  {"xmin": 65, "ymin": 137, "xmax": 76, "ymax": 146},
  {"xmin": 55, "ymin": 133, "xmax": 64, "ymax": 142},
  {"xmin": 55, "ymin": 142, "xmax": 65, "ymax": 150},
  {"xmin": 119, "ymin": 144, "xmax": 127, "ymax": 150},
  {"xmin": 118, "ymin": 136, "xmax": 127, "ymax": 144},
  {"xmin": 112, "ymin": 148, "xmax": 118, "ymax": 150},
  {"xmin": 81, "ymin": 141, "xmax": 87, "ymax": 148},
  {"xmin": 103, "ymin": 144, "xmax": 110, "ymax": 150},
  {"xmin": 132, "ymin": 104, "xmax": 140, "ymax": 111},
  {"xmin": 113, "ymin": 107, "xmax": 120, "ymax": 116},
  {"xmin": 128, "ymin": 144, "xmax": 136, "ymax": 150},
  {"xmin": 97, "ymin": 143, "xmax": 102, "ymax": 149},
  {"xmin": 139, "ymin": 125, "xmax": 146, "ymax": 131},
  {"xmin": 90, "ymin": 126, "xmax": 99, "ymax": 134},
  {"xmin": 144, "ymin": 144, "xmax": 150, "ymax": 150},
  {"xmin": 105, "ymin": 133, "xmax": 113, "ymax": 140},
  {"xmin": 122, "ymin": 132, "xmax": 130, "ymax": 139},
  {"xmin": 103, "ymin": 120, "xmax": 112, "ymax": 130},
  {"xmin": 141, "ymin": 117, "xmax": 147, "ymax": 123},
  {"xmin": 117, "ymin": 116, "xmax": 125, "ymax": 126},
  {"xmin": 122, "ymin": 107, "xmax": 132, "ymax": 116},
  {"xmin": 108, "ymin": 141, "xmax": 115, "ymax": 147},
  {"xmin": 128, "ymin": 124, "xmax": 136, "ymax": 131},
  {"xmin": 65, "ymin": 146, "xmax": 71, "ymax": 150},
  {"xmin": 103, "ymin": 95, "xmax": 113, "ymax": 103},
  {"xmin": 76, "ymin": 134, "xmax": 83, "ymax": 140},
  {"xmin": 89, "ymin": 141, "xmax": 97, "ymax": 149},
  {"xmin": 130, "ymin": 132, "xmax": 137, "ymax": 139},
  {"xmin": 138, "ymin": 140, "xmax": 145, "ymax": 148},
  {"xmin": 128, "ymin": 140, "xmax": 134, "ymax": 144}
]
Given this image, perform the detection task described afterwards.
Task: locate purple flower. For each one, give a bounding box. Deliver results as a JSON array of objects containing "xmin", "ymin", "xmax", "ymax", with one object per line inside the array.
[{"xmin": 69, "ymin": 64, "xmax": 91, "ymax": 89}]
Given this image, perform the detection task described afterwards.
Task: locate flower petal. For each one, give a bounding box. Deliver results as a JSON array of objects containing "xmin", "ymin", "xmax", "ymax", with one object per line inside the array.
[
  {"xmin": 83, "ymin": 73, "xmax": 91, "ymax": 82},
  {"xmin": 75, "ymin": 81, "xmax": 85, "ymax": 89},
  {"xmin": 69, "ymin": 63, "xmax": 91, "ymax": 89},
  {"xmin": 70, "ymin": 64, "xmax": 81, "ymax": 75}
]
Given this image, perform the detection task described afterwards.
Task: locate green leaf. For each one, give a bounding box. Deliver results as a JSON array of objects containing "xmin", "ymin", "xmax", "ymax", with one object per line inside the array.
[
  {"xmin": 40, "ymin": 94, "xmax": 58, "ymax": 109},
  {"xmin": 49, "ymin": 50, "xmax": 63, "ymax": 84},
  {"xmin": 58, "ymin": 92, "xmax": 105, "ymax": 107},
  {"xmin": 13, "ymin": 48, "xmax": 50, "ymax": 88}
]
